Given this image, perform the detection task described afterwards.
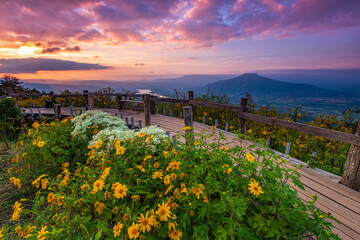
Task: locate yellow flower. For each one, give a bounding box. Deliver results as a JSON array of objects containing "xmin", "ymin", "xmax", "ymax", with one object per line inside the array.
[
  {"xmin": 113, "ymin": 222, "xmax": 124, "ymax": 238},
  {"xmin": 138, "ymin": 132, "xmax": 146, "ymax": 138},
  {"xmin": 163, "ymin": 151, "xmax": 169, "ymax": 158},
  {"xmin": 11, "ymin": 201, "xmax": 22, "ymax": 221},
  {"xmin": 113, "ymin": 184, "xmax": 128, "ymax": 199},
  {"xmin": 144, "ymin": 155, "xmax": 153, "ymax": 161},
  {"xmin": 263, "ymin": 131, "xmax": 267, "ymax": 135},
  {"xmin": 168, "ymin": 161, "xmax": 181, "ymax": 170},
  {"xmin": 246, "ymin": 153, "xmax": 255, "ymax": 163},
  {"xmin": 10, "ymin": 177, "xmax": 22, "ymax": 189},
  {"xmin": 94, "ymin": 140, "xmax": 102, "ymax": 149},
  {"xmin": 194, "ymin": 140, "xmax": 200, "ymax": 146},
  {"xmin": 115, "ymin": 145, "xmax": 125, "ymax": 155},
  {"xmin": 136, "ymin": 165, "xmax": 145, "ymax": 173},
  {"xmin": 248, "ymin": 180, "xmax": 264, "ymax": 197},
  {"xmin": 152, "ymin": 171, "xmax": 163, "ymax": 179},
  {"xmin": 47, "ymin": 193, "xmax": 55, "ymax": 203},
  {"xmin": 248, "ymin": 129, "xmax": 252, "ymax": 134},
  {"xmin": 128, "ymin": 222, "xmax": 140, "ymax": 239},
  {"xmin": 94, "ymin": 202, "xmax": 104, "ymax": 215},
  {"xmin": 182, "ymin": 126, "xmax": 191, "ymax": 131},
  {"xmin": 156, "ymin": 202, "xmax": 171, "ymax": 221},
  {"xmin": 170, "ymin": 173, "xmax": 177, "ymax": 181},
  {"xmin": 80, "ymin": 184, "xmax": 89, "ymax": 191},
  {"xmin": 168, "ymin": 229, "xmax": 182, "ymax": 240},
  {"xmin": 192, "ymin": 187, "xmax": 203, "ymax": 199},
  {"xmin": 92, "ymin": 179, "xmax": 105, "ymax": 194},
  {"xmin": 132, "ymin": 195, "xmax": 140, "ymax": 202},
  {"xmin": 37, "ymin": 225, "xmax": 48, "ymax": 240},
  {"xmin": 41, "ymin": 179, "xmax": 48, "ymax": 189},
  {"xmin": 223, "ymin": 168, "xmax": 232, "ymax": 174},
  {"xmin": 37, "ymin": 141, "xmax": 45, "ymax": 148},
  {"xmin": 190, "ymin": 210, "xmax": 194, "ymax": 216},
  {"xmin": 203, "ymin": 196, "xmax": 209, "ymax": 203},
  {"xmin": 32, "ymin": 140, "xmax": 37, "ymax": 146},
  {"xmin": 56, "ymin": 196, "xmax": 64, "ymax": 206},
  {"xmin": 137, "ymin": 212, "xmax": 155, "ymax": 232},
  {"xmin": 101, "ymin": 167, "xmax": 111, "ymax": 180},
  {"xmin": 104, "ymin": 191, "xmax": 111, "ymax": 200},
  {"xmin": 153, "ymin": 162, "xmax": 159, "ymax": 169},
  {"xmin": 164, "ymin": 175, "xmax": 171, "ymax": 185},
  {"xmin": 211, "ymin": 125, "xmax": 216, "ymax": 130},
  {"xmin": 220, "ymin": 146, "xmax": 228, "ymax": 151}
]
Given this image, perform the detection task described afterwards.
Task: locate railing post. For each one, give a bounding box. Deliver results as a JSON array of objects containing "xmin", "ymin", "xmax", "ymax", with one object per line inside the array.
[
  {"xmin": 183, "ymin": 106, "xmax": 194, "ymax": 145},
  {"xmin": 6, "ymin": 87, "xmax": 13, "ymax": 96},
  {"xmin": 340, "ymin": 120, "xmax": 360, "ymax": 190},
  {"xmin": 144, "ymin": 94, "xmax": 151, "ymax": 127},
  {"xmin": 117, "ymin": 94, "xmax": 124, "ymax": 110},
  {"xmin": 50, "ymin": 91, "xmax": 56, "ymax": 105},
  {"xmin": 54, "ymin": 104, "xmax": 61, "ymax": 119},
  {"xmin": 150, "ymin": 96, "xmax": 157, "ymax": 114},
  {"xmin": 83, "ymin": 90, "xmax": 89, "ymax": 110},
  {"xmin": 239, "ymin": 98, "xmax": 248, "ymax": 134},
  {"xmin": 83, "ymin": 90, "xmax": 94, "ymax": 110}
]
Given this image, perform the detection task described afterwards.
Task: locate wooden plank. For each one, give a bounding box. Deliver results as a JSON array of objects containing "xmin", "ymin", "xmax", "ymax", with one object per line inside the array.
[
  {"xmin": 189, "ymin": 100, "xmax": 243, "ymax": 112},
  {"xmin": 120, "ymin": 100, "xmax": 143, "ymax": 104},
  {"xmin": 298, "ymin": 167, "xmax": 360, "ymax": 203},
  {"xmin": 10, "ymin": 92, "xmax": 50, "ymax": 96},
  {"xmin": 297, "ymin": 185, "xmax": 360, "ymax": 232},
  {"xmin": 297, "ymin": 190, "xmax": 358, "ymax": 240},
  {"xmin": 54, "ymin": 94, "xmax": 84, "ymax": 98},
  {"xmin": 156, "ymin": 98, "xmax": 189, "ymax": 104},
  {"xmin": 239, "ymin": 112, "xmax": 360, "ymax": 146}
]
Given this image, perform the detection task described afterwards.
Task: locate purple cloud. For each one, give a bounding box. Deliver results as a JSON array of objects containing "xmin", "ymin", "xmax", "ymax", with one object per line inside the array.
[
  {"xmin": 0, "ymin": 58, "xmax": 111, "ymax": 73},
  {"xmin": 0, "ymin": 0, "xmax": 359, "ymax": 49}
]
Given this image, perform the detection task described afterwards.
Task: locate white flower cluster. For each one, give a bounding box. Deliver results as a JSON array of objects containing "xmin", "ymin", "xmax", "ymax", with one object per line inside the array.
[
  {"xmin": 71, "ymin": 110, "xmax": 166, "ymax": 152},
  {"xmin": 71, "ymin": 110, "xmax": 128, "ymax": 139},
  {"xmin": 90, "ymin": 125, "xmax": 166, "ymax": 152}
]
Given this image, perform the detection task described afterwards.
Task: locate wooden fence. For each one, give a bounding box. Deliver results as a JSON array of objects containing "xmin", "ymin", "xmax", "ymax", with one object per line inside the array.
[{"xmin": 4, "ymin": 88, "xmax": 360, "ymax": 189}]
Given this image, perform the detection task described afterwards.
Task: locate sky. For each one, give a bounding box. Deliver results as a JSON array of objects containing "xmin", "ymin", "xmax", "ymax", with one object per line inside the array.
[{"xmin": 0, "ymin": 0, "xmax": 360, "ymax": 82}]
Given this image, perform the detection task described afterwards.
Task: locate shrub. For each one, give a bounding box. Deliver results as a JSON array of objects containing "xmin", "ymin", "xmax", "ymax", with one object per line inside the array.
[
  {"xmin": 3, "ymin": 120, "xmax": 339, "ymax": 239},
  {"xmin": 0, "ymin": 98, "xmax": 22, "ymax": 148}
]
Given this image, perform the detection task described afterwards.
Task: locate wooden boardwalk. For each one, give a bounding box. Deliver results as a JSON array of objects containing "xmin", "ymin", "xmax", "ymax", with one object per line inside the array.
[{"xmin": 24, "ymin": 108, "xmax": 360, "ymax": 239}]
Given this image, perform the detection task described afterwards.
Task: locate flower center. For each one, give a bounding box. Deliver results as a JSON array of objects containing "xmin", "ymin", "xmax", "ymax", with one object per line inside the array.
[
  {"xmin": 132, "ymin": 228, "xmax": 138, "ymax": 235},
  {"xmin": 253, "ymin": 186, "xmax": 258, "ymax": 191},
  {"xmin": 160, "ymin": 209, "xmax": 166, "ymax": 215},
  {"xmin": 119, "ymin": 189, "xmax": 123, "ymax": 194},
  {"xmin": 142, "ymin": 219, "xmax": 148, "ymax": 226}
]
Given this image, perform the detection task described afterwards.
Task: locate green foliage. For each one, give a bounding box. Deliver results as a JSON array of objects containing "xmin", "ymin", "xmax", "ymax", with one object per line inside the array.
[
  {"xmin": 3, "ymin": 114, "xmax": 340, "ymax": 239},
  {"xmin": 0, "ymin": 98, "xmax": 22, "ymax": 147}
]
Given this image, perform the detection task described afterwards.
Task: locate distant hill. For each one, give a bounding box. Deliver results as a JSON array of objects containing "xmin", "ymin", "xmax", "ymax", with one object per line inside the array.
[{"xmin": 202, "ymin": 73, "xmax": 336, "ymax": 97}]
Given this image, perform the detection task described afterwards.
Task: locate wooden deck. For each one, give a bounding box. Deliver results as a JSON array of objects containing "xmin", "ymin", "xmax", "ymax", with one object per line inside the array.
[{"xmin": 24, "ymin": 108, "xmax": 360, "ymax": 239}]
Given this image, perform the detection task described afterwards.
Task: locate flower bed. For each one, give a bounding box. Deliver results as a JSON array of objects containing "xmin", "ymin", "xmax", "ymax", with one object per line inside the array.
[{"xmin": 2, "ymin": 111, "xmax": 339, "ymax": 239}]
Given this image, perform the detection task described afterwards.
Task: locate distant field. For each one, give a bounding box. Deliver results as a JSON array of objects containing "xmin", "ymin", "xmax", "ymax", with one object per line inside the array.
[{"xmin": 230, "ymin": 95, "xmax": 359, "ymax": 118}]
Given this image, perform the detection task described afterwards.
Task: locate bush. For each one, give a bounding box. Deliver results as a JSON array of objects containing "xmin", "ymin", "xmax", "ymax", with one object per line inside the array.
[
  {"xmin": 2, "ymin": 112, "xmax": 340, "ymax": 239},
  {"xmin": 0, "ymin": 98, "xmax": 22, "ymax": 148}
]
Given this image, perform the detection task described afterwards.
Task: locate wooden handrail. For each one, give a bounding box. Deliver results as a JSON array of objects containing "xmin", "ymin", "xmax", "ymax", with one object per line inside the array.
[
  {"xmin": 239, "ymin": 112, "xmax": 360, "ymax": 146},
  {"xmin": 189, "ymin": 100, "xmax": 244, "ymax": 112},
  {"xmin": 156, "ymin": 98, "xmax": 189, "ymax": 104}
]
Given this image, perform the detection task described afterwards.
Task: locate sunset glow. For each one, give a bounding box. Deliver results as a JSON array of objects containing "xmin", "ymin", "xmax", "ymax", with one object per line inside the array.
[{"xmin": 0, "ymin": 0, "xmax": 359, "ymax": 82}]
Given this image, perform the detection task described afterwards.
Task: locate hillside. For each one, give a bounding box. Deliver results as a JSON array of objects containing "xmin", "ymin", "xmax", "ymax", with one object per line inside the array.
[{"xmin": 203, "ymin": 73, "xmax": 335, "ymax": 97}]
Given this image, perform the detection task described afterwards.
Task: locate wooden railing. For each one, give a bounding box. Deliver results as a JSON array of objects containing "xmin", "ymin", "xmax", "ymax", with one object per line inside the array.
[
  {"xmin": 6, "ymin": 88, "xmax": 360, "ymax": 146},
  {"xmin": 4, "ymin": 88, "xmax": 360, "ymax": 189}
]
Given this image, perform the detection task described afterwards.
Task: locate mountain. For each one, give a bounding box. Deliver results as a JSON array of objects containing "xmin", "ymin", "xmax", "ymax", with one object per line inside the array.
[{"xmin": 202, "ymin": 73, "xmax": 336, "ymax": 97}]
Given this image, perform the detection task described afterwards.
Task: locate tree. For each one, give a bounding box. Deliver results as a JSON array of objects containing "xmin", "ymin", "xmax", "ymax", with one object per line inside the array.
[
  {"xmin": 0, "ymin": 98, "xmax": 22, "ymax": 149},
  {"xmin": 340, "ymin": 120, "xmax": 360, "ymax": 190},
  {"xmin": 0, "ymin": 74, "xmax": 23, "ymax": 95},
  {"xmin": 0, "ymin": 74, "xmax": 40, "ymax": 95}
]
